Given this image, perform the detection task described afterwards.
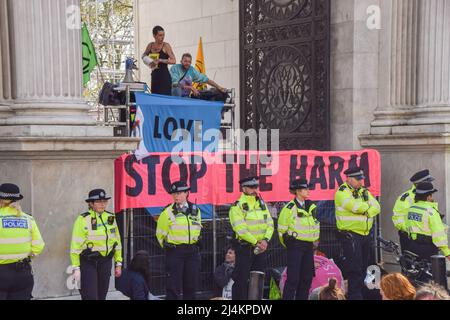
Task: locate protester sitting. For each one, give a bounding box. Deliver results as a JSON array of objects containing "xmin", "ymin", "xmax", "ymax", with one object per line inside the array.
[
  {"xmin": 380, "ymin": 273, "xmax": 416, "ymax": 300},
  {"xmin": 116, "ymin": 250, "xmax": 159, "ymax": 300},
  {"xmin": 415, "ymin": 282, "xmax": 450, "ymax": 300},
  {"xmin": 213, "ymin": 247, "xmax": 235, "ymax": 299},
  {"xmin": 309, "ymin": 278, "xmax": 346, "ymax": 300},
  {"xmin": 170, "ymin": 53, "xmax": 226, "ymax": 98}
]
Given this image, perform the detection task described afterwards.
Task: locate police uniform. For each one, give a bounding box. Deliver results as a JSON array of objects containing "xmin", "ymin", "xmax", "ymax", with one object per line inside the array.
[
  {"xmin": 405, "ymin": 182, "xmax": 450, "ymax": 263},
  {"xmin": 278, "ymin": 179, "xmax": 319, "ymax": 300},
  {"xmin": 335, "ymin": 167, "xmax": 380, "ymax": 300},
  {"xmin": 156, "ymin": 181, "xmax": 202, "ymax": 300},
  {"xmin": 70, "ymin": 189, "xmax": 122, "ymax": 300},
  {"xmin": 392, "ymin": 170, "xmax": 435, "ymax": 253},
  {"xmin": 0, "ymin": 183, "xmax": 45, "ymax": 300},
  {"xmin": 229, "ymin": 176, "xmax": 274, "ymax": 300}
]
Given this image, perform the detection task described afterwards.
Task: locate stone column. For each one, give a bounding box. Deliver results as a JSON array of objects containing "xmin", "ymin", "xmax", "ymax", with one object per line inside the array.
[
  {"xmin": 360, "ymin": 0, "xmax": 450, "ymax": 259},
  {"xmin": 0, "ymin": 0, "xmax": 13, "ymax": 120},
  {"xmin": 0, "ymin": 0, "xmax": 139, "ymax": 298},
  {"xmin": 6, "ymin": 0, "xmax": 95, "ymax": 127}
]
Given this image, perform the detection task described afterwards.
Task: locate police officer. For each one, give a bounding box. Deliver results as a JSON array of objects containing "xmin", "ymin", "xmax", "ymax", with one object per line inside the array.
[
  {"xmin": 229, "ymin": 176, "xmax": 274, "ymax": 300},
  {"xmin": 70, "ymin": 189, "xmax": 123, "ymax": 300},
  {"xmin": 0, "ymin": 183, "xmax": 45, "ymax": 300},
  {"xmin": 392, "ymin": 169, "xmax": 435, "ymax": 253},
  {"xmin": 405, "ymin": 182, "xmax": 450, "ymax": 263},
  {"xmin": 335, "ymin": 167, "xmax": 380, "ymax": 300},
  {"xmin": 156, "ymin": 181, "xmax": 202, "ymax": 300},
  {"xmin": 278, "ymin": 178, "xmax": 319, "ymax": 300}
]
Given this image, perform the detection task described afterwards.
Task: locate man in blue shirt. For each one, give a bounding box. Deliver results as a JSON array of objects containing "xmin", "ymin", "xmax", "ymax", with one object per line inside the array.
[{"xmin": 170, "ymin": 53, "xmax": 226, "ymax": 97}]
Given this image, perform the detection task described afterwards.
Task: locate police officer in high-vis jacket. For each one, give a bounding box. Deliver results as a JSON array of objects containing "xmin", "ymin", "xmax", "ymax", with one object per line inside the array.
[
  {"xmin": 156, "ymin": 181, "xmax": 202, "ymax": 300},
  {"xmin": 229, "ymin": 176, "xmax": 274, "ymax": 300},
  {"xmin": 70, "ymin": 189, "xmax": 123, "ymax": 300},
  {"xmin": 392, "ymin": 169, "xmax": 435, "ymax": 253},
  {"xmin": 0, "ymin": 183, "xmax": 45, "ymax": 300},
  {"xmin": 335, "ymin": 167, "xmax": 380, "ymax": 300},
  {"xmin": 278, "ymin": 179, "xmax": 319, "ymax": 300},
  {"xmin": 405, "ymin": 182, "xmax": 450, "ymax": 263}
]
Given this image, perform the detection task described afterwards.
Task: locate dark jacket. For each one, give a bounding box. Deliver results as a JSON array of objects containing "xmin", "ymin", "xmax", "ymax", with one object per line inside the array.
[
  {"xmin": 116, "ymin": 269, "xmax": 149, "ymax": 300},
  {"xmin": 213, "ymin": 262, "xmax": 235, "ymax": 297}
]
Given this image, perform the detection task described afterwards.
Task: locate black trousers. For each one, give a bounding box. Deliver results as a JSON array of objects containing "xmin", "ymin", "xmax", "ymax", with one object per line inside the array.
[
  {"xmin": 0, "ymin": 263, "xmax": 34, "ymax": 300},
  {"xmin": 398, "ymin": 230, "xmax": 412, "ymax": 253},
  {"xmin": 232, "ymin": 244, "xmax": 267, "ymax": 300},
  {"xmin": 165, "ymin": 245, "xmax": 201, "ymax": 300},
  {"xmin": 80, "ymin": 256, "xmax": 112, "ymax": 300},
  {"xmin": 282, "ymin": 240, "xmax": 315, "ymax": 300},
  {"xmin": 408, "ymin": 241, "xmax": 438, "ymax": 263},
  {"xmin": 340, "ymin": 232, "xmax": 371, "ymax": 300}
]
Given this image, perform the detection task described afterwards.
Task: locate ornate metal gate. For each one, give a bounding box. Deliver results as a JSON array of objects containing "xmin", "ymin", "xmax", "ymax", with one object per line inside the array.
[{"xmin": 240, "ymin": 0, "xmax": 330, "ymax": 150}]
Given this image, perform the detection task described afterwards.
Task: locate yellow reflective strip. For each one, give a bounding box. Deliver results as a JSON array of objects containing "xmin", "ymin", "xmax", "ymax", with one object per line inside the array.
[
  {"xmin": 31, "ymin": 239, "xmax": 44, "ymax": 246},
  {"xmin": 341, "ymin": 198, "xmax": 351, "ymax": 207},
  {"xmin": 0, "ymin": 253, "xmax": 29, "ymax": 260},
  {"xmin": 87, "ymin": 235, "xmax": 107, "ymax": 241},
  {"xmin": 249, "ymin": 229, "xmax": 266, "ymax": 235},
  {"xmin": 352, "ymin": 203, "xmax": 361, "ymax": 212},
  {"xmin": 92, "ymin": 246, "xmax": 107, "ymax": 251},
  {"xmin": 71, "ymin": 249, "xmax": 83, "ymax": 254},
  {"xmin": 232, "ymin": 219, "xmax": 245, "ymax": 226},
  {"xmin": 0, "ymin": 237, "xmax": 31, "ymax": 244},
  {"xmin": 167, "ymin": 235, "xmax": 190, "ymax": 242},
  {"xmin": 432, "ymin": 231, "xmax": 446, "ymax": 238},
  {"xmin": 246, "ymin": 220, "xmax": 265, "ymax": 226},
  {"xmin": 278, "ymin": 226, "xmax": 288, "ymax": 232},
  {"xmin": 336, "ymin": 215, "xmax": 367, "ymax": 222},
  {"xmin": 169, "ymin": 225, "xmax": 189, "ymax": 231},
  {"xmin": 435, "ymin": 241, "xmax": 448, "ymax": 247},
  {"xmin": 72, "ymin": 236, "xmax": 85, "ymax": 244}
]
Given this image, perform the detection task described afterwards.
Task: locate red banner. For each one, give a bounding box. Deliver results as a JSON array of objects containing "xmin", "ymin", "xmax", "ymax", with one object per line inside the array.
[{"xmin": 114, "ymin": 150, "xmax": 381, "ymax": 212}]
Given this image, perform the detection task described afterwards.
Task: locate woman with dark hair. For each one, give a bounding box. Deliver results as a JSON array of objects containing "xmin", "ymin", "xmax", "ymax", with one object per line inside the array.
[
  {"xmin": 142, "ymin": 26, "xmax": 176, "ymax": 95},
  {"xmin": 116, "ymin": 250, "xmax": 155, "ymax": 300}
]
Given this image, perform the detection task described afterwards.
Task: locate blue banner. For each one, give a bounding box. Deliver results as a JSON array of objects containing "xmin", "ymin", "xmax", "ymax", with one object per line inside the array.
[
  {"xmin": 132, "ymin": 93, "xmax": 223, "ymax": 219},
  {"xmin": 133, "ymin": 93, "xmax": 223, "ymax": 158}
]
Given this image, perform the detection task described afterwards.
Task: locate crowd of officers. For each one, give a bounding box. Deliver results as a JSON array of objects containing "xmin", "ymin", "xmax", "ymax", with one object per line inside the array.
[{"xmin": 0, "ymin": 166, "xmax": 449, "ymax": 300}]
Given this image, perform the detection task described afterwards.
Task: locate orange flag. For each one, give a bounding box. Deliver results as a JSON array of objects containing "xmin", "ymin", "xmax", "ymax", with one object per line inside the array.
[{"xmin": 193, "ymin": 37, "xmax": 206, "ymax": 91}]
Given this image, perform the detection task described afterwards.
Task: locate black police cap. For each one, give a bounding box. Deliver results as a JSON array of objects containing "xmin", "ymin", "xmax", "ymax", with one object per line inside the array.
[
  {"xmin": 0, "ymin": 183, "xmax": 24, "ymax": 201},
  {"xmin": 410, "ymin": 169, "xmax": 434, "ymax": 184},
  {"xmin": 415, "ymin": 182, "xmax": 438, "ymax": 195},
  {"xmin": 169, "ymin": 181, "xmax": 190, "ymax": 194},
  {"xmin": 344, "ymin": 167, "xmax": 365, "ymax": 179},
  {"xmin": 239, "ymin": 176, "xmax": 259, "ymax": 188},
  {"xmin": 85, "ymin": 189, "xmax": 111, "ymax": 202},
  {"xmin": 290, "ymin": 178, "xmax": 311, "ymax": 190}
]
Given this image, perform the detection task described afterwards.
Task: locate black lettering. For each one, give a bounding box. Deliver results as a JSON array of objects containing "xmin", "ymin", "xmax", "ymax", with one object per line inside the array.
[
  {"xmin": 125, "ymin": 155, "xmax": 143, "ymax": 197},
  {"xmin": 189, "ymin": 156, "xmax": 207, "ymax": 193},
  {"xmin": 309, "ymin": 156, "xmax": 327, "ymax": 190},
  {"xmin": 329, "ymin": 156, "xmax": 344, "ymax": 189},
  {"xmin": 153, "ymin": 116, "xmax": 161, "ymax": 139},
  {"xmin": 289, "ymin": 155, "xmax": 307, "ymax": 184},
  {"xmin": 259, "ymin": 163, "xmax": 272, "ymax": 192},
  {"xmin": 142, "ymin": 156, "xmax": 161, "ymax": 195},
  {"xmin": 225, "ymin": 154, "xmax": 236, "ymax": 193},
  {"xmin": 239, "ymin": 155, "xmax": 257, "ymax": 190},
  {"xmin": 348, "ymin": 152, "xmax": 371, "ymax": 187},
  {"xmin": 179, "ymin": 119, "xmax": 194, "ymax": 133},
  {"xmin": 163, "ymin": 117, "xmax": 178, "ymax": 140},
  {"xmin": 162, "ymin": 157, "xmax": 189, "ymax": 193}
]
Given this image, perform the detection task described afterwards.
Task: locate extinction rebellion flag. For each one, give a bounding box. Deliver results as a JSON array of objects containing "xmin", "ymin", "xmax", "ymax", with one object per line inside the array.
[{"xmin": 81, "ymin": 23, "xmax": 98, "ymax": 86}]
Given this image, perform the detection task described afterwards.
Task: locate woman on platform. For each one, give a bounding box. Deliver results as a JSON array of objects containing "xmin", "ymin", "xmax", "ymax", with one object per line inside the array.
[{"xmin": 142, "ymin": 26, "xmax": 176, "ymax": 95}]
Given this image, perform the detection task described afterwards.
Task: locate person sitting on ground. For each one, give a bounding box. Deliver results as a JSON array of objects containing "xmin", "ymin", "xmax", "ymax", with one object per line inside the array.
[
  {"xmin": 380, "ymin": 273, "xmax": 416, "ymax": 300},
  {"xmin": 415, "ymin": 282, "xmax": 450, "ymax": 300},
  {"xmin": 170, "ymin": 53, "xmax": 226, "ymax": 97},
  {"xmin": 308, "ymin": 278, "xmax": 346, "ymax": 300},
  {"xmin": 213, "ymin": 247, "xmax": 235, "ymax": 299},
  {"xmin": 116, "ymin": 250, "xmax": 159, "ymax": 300}
]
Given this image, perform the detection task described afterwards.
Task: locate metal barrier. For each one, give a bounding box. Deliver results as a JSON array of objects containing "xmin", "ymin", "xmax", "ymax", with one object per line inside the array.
[{"xmin": 116, "ymin": 198, "xmax": 383, "ymax": 298}]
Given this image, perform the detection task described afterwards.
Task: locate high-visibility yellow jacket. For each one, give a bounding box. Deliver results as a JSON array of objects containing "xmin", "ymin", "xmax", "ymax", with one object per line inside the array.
[
  {"xmin": 393, "ymin": 186, "xmax": 439, "ymax": 232},
  {"xmin": 229, "ymin": 194, "xmax": 274, "ymax": 246},
  {"xmin": 0, "ymin": 206, "xmax": 45, "ymax": 265},
  {"xmin": 392, "ymin": 186, "xmax": 415, "ymax": 232},
  {"xmin": 278, "ymin": 199, "xmax": 320, "ymax": 247},
  {"xmin": 156, "ymin": 202, "xmax": 202, "ymax": 248},
  {"xmin": 70, "ymin": 209, "xmax": 122, "ymax": 267},
  {"xmin": 406, "ymin": 201, "xmax": 450, "ymax": 256},
  {"xmin": 335, "ymin": 183, "xmax": 380, "ymax": 236}
]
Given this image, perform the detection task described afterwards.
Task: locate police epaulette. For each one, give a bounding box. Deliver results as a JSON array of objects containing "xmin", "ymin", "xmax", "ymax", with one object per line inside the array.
[
  {"xmin": 286, "ymin": 203, "xmax": 295, "ymax": 209},
  {"xmin": 81, "ymin": 212, "xmax": 90, "ymax": 217},
  {"xmin": 106, "ymin": 211, "xmax": 115, "ymax": 216},
  {"xmin": 24, "ymin": 212, "xmax": 33, "ymax": 217},
  {"xmin": 339, "ymin": 185, "xmax": 347, "ymax": 192},
  {"xmin": 232, "ymin": 201, "xmax": 239, "ymax": 207},
  {"xmin": 163, "ymin": 203, "xmax": 172, "ymax": 210},
  {"xmin": 400, "ymin": 193, "xmax": 409, "ymax": 201}
]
